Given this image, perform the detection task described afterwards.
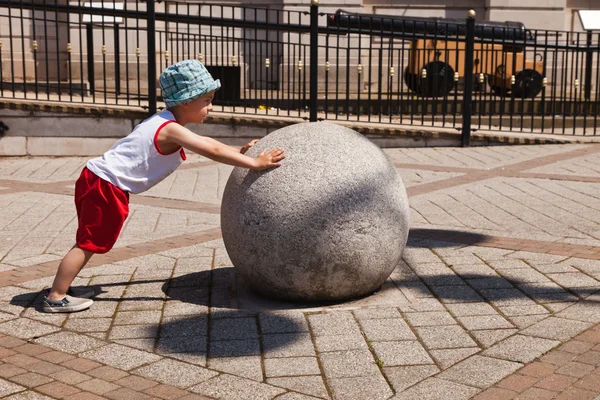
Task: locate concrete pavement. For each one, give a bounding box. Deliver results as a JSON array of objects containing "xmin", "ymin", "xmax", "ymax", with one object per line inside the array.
[{"xmin": 0, "ymin": 143, "xmax": 599, "ymax": 399}]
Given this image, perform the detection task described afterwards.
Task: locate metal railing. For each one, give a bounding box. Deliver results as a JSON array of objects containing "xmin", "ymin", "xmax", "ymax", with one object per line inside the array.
[{"xmin": 1, "ymin": 0, "xmax": 599, "ymax": 142}]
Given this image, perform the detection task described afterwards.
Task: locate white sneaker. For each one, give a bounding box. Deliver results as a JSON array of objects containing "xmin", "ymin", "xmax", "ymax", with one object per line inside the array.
[
  {"xmin": 44, "ymin": 286, "xmax": 96, "ymax": 299},
  {"xmin": 43, "ymin": 295, "xmax": 93, "ymax": 313}
]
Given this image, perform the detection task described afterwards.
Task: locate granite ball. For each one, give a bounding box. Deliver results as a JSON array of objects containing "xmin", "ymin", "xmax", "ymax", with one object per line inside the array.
[{"xmin": 220, "ymin": 122, "xmax": 410, "ymax": 302}]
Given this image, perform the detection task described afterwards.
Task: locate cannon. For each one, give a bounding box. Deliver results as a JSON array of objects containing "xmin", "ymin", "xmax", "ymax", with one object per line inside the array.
[{"xmin": 328, "ymin": 10, "xmax": 545, "ymax": 98}]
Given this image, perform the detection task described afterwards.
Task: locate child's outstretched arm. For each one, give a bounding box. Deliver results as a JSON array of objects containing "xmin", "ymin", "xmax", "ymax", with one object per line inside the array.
[{"xmin": 163, "ymin": 124, "xmax": 284, "ymax": 170}]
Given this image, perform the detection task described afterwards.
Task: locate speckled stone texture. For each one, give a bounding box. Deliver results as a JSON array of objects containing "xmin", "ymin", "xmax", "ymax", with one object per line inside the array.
[{"xmin": 221, "ymin": 122, "xmax": 410, "ymax": 302}]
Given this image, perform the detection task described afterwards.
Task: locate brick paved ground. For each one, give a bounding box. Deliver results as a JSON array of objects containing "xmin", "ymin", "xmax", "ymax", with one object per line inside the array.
[{"xmin": 0, "ymin": 144, "xmax": 599, "ymax": 399}]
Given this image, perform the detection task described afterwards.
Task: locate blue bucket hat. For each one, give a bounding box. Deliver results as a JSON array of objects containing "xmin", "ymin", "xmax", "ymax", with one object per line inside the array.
[{"xmin": 159, "ymin": 60, "xmax": 221, "ymax": 108}]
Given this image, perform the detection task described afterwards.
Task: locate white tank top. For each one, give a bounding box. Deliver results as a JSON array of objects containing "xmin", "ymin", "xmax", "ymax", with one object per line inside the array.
[{"xmin": 87, "ymin": 110, "xmax": 186, "ymax": 194}]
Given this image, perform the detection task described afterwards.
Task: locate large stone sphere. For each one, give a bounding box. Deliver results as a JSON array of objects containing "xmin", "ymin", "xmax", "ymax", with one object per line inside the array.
[{"xmin": 221, "ymin": 122, "xmax": 410, "ymax": 302}]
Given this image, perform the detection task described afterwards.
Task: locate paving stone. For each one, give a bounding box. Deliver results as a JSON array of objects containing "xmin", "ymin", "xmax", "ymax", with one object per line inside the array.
[
  {"xmin": 548, "ymin": 272, "xmax": 599, "ymax": 288},
  {"xmin": 133, "ymin": 358, "xmax": 218, "ymax": 389},
  {"xmin": 59, "ymin": 358, "xmax": 101, "ymax": 373},
  {"xmin": 466, "ymin": 277, "xmax": 514, "ymax": 290},
  {"xmin": 113, "ymin": 311, "xmax": 162, "ymax": 326},
  {"xmin": 353, "ymin": 308, "xmax": 402, "ymax": 320},
  {"xmin": 483, "ymin": 334, "xmax": 561, "ymax": 363},
  {"xmin": 36, "ymin": 381, "xmax": 81, "ymax": 398},
  {"xmin": 113, "ymin": 374, "xmax": 157, "ymax": 391},
  {"xmin": 49, "ymin": 369, "xmax": 92, "ymax": 385},
  {"xmin": 157, "ymin": 336, "xmax": 207, "ymax": 355},
  {"xmin": 266, "ymin": 376, "xmax": 329, "ymax": 399},
  {"xmin": 456, "ymin": 315, "xmax": 514, "ymax": 330},
  {"xmin": 328, "ymin": 374, "xmax": 392, "ymax": 400},
  {"xmin": 207, "ymin": 356, "xmax": 263, "ymax": 381},
  {"xmin": 0, "ymin": 319, "xmax": 60, "ymax": 339},
  {"xmin": 264, "ymin": 357, "xmax": 320, "ymax": 377},
  {"xmin": 535, "ymin": 374, "xmax": 578, "ymax": 391},
  {"xmin": 497, "ymin": 268, "xmax": 549, "ymax": 284},
  {"xmin": 3, "ymin": 392, "xmax": 55, "ymax": 400},
  {"xmin": 429, "ymin": 286, "xmax": 483, "ymax": 303},
  {"xmin": 371, "ymin": 341, "xmax": 433, "ymax": 367},
  {"xmin": 497, "ymin": 304, "xmax": 550, "ymax": 316},
  {"xmin": 109, "ymin": 325, "xmax": 158, "ymax": 340},
  {"xmin": 521, "ymin": 317, "xmax": 592, "ymax": 341},
  {"xmin": 555, "ymin": 361, "xmax": 596, "ymax": 378},
  {"xmin": 416, "ymin": 325, "xmax": 478, "ymax": 349},
  {"xmin": 190, "ymin": 374, "xmax": 286, "ymax": 400},
  {"xmin": 75, "ymin": 378, "xmax": 120, "ymax": 395},
  {"xmin": 307, "ymin": 312, "xmax": 361, "ymax": 336},
  {"xmin": 258, "ymin": 312, "xmax": 309, "ymax": 333},
  {"xmin": 143, "ymin": 384, "xmax": 190, "ymax": 400},
  {"xmin": 113, "ymin": 339, "xmax": 155, "ymax": 352},
  {"xmin": 80, "ymin": 344, "xmax": 162, "ymax": 371},
  {"xmin": 34, "ymin": 332, "xmax": 106, "ymax": 354},
  {"xmin": 557, "ymin": 301, "xmax": 600, "ymax": 324},
  {"xmin": 445, "ymin": 303, "xmax": 497, "ymax": 316},
  {"xmin": 430, "ymin": 348, "xmax": 480, "ymax": 369},
  {"xmin": 400, "ymin": 298, "xmax": 445, "ymax": 312},
  {"xmin": 509, "ymin": 314, "xmax": 550, "ymax": 329},
  {"xmin": 359, "ymin": 318, "xmax": 416, "ymax": 341},
  {"xmin": 263, "ymin": 333, "xmax": 316, "ymax": 358},
  {"xmin": 318, "ymin": 350, "xmax": 380, "ymax": 378},
  {"xmin": 63, "ymin": 318, "xmax": 112, "ymax": 333},
  {"xmin": 438, "ymin": 355, "xmax": 522, "ymax": 388},
  {"xmin": 210, "ymin": 317, "xmax": 258, "ymax": 340},
  {"xmin": 383, "ymin": 365, "xmax": 439, "ymax": 392},
  {"xmin": 159, "ymin": 316, "xmax": 208, "ymax": 337},
  {"xmin": 394, "ymin": 377, "xmax": 480, "ymax": 399},
  {"xmin": 471, "ymin": 329, "xmax": 518, "ymax": 348},
  {"xmin": 10, "ymin": 372, "xmax": 54, "ymax": 387},
  {"xmin": 404, "ymin": 311, "xmax": 456, "ymax": 326},
  {"xmin": 207, "ymin": 339, "xmax": 259, "ymax": 358},
  {"xmin": 86, "ymin": 366, "xmax": 129, "ymax": 382},
  {"xmin": 314, "ymin": 334, "xmax": 368, "ymax": 353}
]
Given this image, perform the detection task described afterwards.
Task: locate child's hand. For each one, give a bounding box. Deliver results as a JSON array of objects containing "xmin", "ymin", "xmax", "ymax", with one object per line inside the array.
[
  {"xmin": 240, "ymin": 139, "xmax": 259, "ymax": 154},
  {"xmin": 254, "ymin": 148, "xmax": 285, "ymax": 170}
]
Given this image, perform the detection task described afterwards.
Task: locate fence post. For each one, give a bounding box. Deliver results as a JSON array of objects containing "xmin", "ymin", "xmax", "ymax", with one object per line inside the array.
[
  {"xmin": 461, "ymin": 9, "xmax": 476, "ymax": 147},
  {"xmin": 147, "ymin": 0, "xmax": 157, "ymax": 116},
  {"xmin": 309, "ymin": 0, "xmax": 318, "ymax": 122}
]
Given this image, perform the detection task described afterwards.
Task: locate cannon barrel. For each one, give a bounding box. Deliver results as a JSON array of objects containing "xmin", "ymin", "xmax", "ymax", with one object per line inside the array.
[{"xmin": 328, "ymin": 10, "xmax": 528, "ymax": 42}]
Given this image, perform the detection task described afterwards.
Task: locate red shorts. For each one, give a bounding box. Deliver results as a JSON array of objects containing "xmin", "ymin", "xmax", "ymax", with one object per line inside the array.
[{"xmin": 75, "ymin": 167, "xmax": 129, "ymax": 254}]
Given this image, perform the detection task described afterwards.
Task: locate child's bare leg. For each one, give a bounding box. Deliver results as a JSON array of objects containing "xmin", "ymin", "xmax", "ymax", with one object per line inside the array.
[{"xmin": 47, "ymin": 246, "xmax": 94, "ymax": 301}]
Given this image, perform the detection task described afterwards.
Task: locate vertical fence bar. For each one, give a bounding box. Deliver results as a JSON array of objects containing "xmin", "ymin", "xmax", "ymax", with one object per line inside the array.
[
  {"xmin": 461, "ymin": 9, "xmax": 476, "ymax": 147},
  {"xmin": 147, "ymin": 0, "xmax": 157, "ymax": 116},
  {"xmin": 309, "ymin": 0, "xmax": 318, "ymax": 121},
  {"xmin": 114, "ymin": 24, "xmax": 120, "ymax": 96},
  {"xmin": 86, "ymin": 23, "xmax": 95, "ymax": 96}
]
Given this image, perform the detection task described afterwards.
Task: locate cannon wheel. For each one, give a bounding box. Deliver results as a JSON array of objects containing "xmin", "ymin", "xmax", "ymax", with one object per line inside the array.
[
  {"xmin": 513, "ymin": 68, "xmax": 543, "ymax": 99},
  {"xmin": 404, "ymin": 61, "xmax": 455, "ymax": 97}
]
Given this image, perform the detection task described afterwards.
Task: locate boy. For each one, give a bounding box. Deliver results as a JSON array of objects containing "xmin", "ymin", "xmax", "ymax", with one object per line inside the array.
[{"xmin": 43, "ymin": 59, "xmax": 285, "ymax": 313}]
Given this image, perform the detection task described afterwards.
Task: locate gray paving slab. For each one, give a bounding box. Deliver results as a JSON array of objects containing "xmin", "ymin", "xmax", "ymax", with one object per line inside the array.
[
  {"xmin": 318, "ymin": 350, "xmax": 380, "ymax": 378},
  {"xmin": 482, "ymin": 334, "xmax": 561, "ymax": 363},
  {"xmin": 328, "ymin": 375, "xmax": 393, "ymax": 400},
  {"xmin": 437, "ymin": 355, "xmax": 522, "ymax": 388},
  {"xmin": 79, "ymin": 343, "xmax": 162, "ymax": 371},
  {"xmin": 190, "ymin": 374, "xmax": 286, "ymax": 400},
  {"xmin": 359, "ymin": 318, "xmax": 417, "ymax": 341},
  {"xmin": 34, "ymin": 331, "xmax": 106, "ymax": 354},
  {"xmin": 392, "ymin": 377, "xmax": 480, "ymax": 400},
  {"xmin": 266, "ymin": 376, "xmax": 329, "ymax": 399},
  {"xmin": 133, "ymin": 358, "xmax": 218, "ymax": 389},
  {"xmin": 264, "ymin": 357, "xmax": 321, "ymax": 377},
  {"xmin": 371, "ymin": 341, "xmax": 434, "ymax": 366},
  {"xmin": 416, "ymin": 325, "xmax": 478, "ymax": 349}
]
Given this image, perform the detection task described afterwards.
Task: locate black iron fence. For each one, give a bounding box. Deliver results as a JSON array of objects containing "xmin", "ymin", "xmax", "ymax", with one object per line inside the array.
[{"xmin": 1, "ymin": 0, "xmax": 599, "ymax": 141}]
